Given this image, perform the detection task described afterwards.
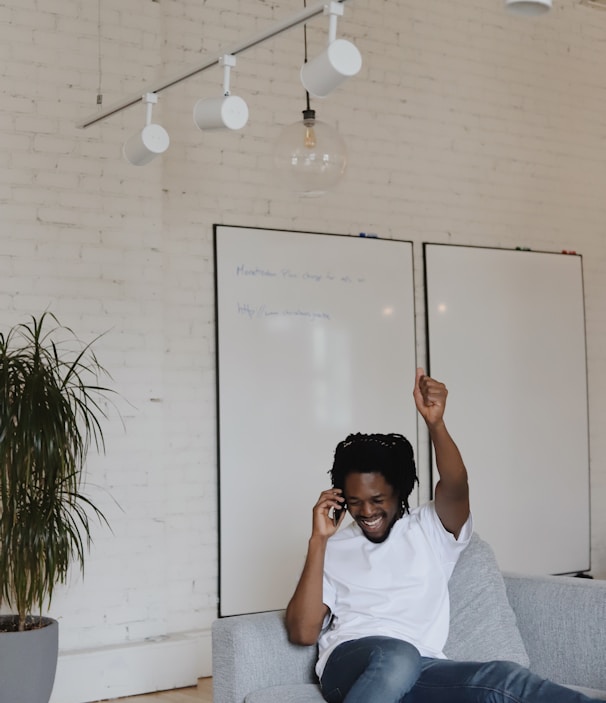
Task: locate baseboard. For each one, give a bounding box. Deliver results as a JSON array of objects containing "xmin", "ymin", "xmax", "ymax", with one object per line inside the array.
[{"xmin": 49, "ymin": 628, "xmax": 212, "ymax": 703}]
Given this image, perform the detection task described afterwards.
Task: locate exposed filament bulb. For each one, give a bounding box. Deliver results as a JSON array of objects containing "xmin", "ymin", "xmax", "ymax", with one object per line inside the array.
[{"xmin": 303, "ymin": 108, "xmax": 317, "ymax": 149}]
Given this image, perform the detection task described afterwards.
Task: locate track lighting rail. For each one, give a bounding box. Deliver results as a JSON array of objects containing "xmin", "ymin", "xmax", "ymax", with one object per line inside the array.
[{"xmin": 77, "ymin": 0, "xmax": 350, "ymax": 129}]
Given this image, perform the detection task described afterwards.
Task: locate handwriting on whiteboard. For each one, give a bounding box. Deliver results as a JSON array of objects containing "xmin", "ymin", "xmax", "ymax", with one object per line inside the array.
[
  {"xmin": 237, "ymin": 303, "xmax": 330, "ymax": 321},
  {"xmin": 235, "ymin": 264, "xmax": 366, "ymax": 285}
]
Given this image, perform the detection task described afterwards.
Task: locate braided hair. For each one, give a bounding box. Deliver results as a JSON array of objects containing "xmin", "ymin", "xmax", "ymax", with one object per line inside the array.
[{"xmin": 329, "ymin": 433, "xmax": 419, "ymax": 514}]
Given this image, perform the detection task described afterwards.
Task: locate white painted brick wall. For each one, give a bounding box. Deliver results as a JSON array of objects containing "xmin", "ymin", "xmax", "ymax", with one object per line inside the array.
[{"xmin": 2, "ymin": 0, "xmax": 606, "ymax": 700}]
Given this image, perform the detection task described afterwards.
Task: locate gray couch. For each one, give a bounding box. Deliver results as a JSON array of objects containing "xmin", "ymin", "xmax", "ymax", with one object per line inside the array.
[{"xmin": 212, "ymin": 534, "xmax": 606, "ymax": 703}]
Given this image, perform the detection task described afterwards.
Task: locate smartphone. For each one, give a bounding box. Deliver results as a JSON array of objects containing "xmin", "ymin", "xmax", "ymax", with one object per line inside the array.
[{"xmin": 333, "ymin": 504, "xmax": 346, "ymax": 526}]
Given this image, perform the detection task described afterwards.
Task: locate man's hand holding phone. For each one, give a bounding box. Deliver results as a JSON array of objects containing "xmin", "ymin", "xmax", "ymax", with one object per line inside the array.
[
  {"xmin": 312, "ymin": 488, "xmax": 346, "ymax": 538},
  {"xmin": 333, "ymin": 504, "xmax": 346, "ymax": 527}
]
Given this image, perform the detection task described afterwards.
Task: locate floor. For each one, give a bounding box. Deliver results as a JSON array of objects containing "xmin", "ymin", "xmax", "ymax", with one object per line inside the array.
[{"xmin": 103, "ymin": 678, "xmax": 212, "ymax": 702}]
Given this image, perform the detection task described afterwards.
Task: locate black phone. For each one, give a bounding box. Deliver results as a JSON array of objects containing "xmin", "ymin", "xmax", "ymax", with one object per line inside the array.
[{"xmin": 333, "ymin": 504, "xmax": 346, "ymax": 526}]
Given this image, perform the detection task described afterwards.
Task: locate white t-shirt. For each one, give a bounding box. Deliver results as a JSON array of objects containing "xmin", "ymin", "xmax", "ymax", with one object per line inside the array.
[{"xmin": 316, "ymin": 501, "xmax": 473, "ymax": 678}]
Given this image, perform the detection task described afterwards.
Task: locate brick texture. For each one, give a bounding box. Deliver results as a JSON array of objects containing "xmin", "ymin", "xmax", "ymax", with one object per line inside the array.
[{"xmin": 1, "ymin": 0, "xmax": 606, "ymax": 692}]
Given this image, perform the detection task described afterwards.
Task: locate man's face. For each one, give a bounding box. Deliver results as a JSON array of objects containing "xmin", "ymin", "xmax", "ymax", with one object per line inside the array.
[{"xmin": 343, "ymin": 471, "xmax": 401, "ymax": 543}]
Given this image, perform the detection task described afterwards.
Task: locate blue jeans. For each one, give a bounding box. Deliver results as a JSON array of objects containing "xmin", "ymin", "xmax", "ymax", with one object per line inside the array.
[{"xmin": 320, "ymin": 636, "xmax": 600, "ymax": 703}]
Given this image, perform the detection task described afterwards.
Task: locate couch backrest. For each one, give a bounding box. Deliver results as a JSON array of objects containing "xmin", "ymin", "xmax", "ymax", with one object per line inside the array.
[{"xmin": 445, "ymin": 532, "xmax": 529, "ymax": 666}]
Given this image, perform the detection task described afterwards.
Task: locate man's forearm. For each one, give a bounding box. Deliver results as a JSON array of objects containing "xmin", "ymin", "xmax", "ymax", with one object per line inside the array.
[
  {"xmin": 285, "ymin": 535, "xmax": 329, "ymax": 645},
  {"xmin": 430, "ymin": 420, "xmax": 470, "ymax": 537},
  {"xmin": 430, "ymin": 420, "xmax": 468, "ymax": 491}
]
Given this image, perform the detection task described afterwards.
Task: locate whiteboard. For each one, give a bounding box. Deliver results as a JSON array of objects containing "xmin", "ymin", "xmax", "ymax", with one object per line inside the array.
[
  {"xmin": 424, "ymin": 243, "xmax": 590, "ymax": 575},
  {"xmin": 215, "ymin": 226, "xmax": 417, "ymax": 616}
]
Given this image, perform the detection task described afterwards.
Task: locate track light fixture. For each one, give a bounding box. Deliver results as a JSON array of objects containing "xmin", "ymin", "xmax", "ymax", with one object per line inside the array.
[
  {"xmin": 193, "ymin": 55, "xmax": 249, "ymax": 131},
  {"xmin": 300, "ymin": 1, "xmax": 362, "ymax": 98},
  {"xmin": 505, "ymin": 0, "xmax": 552, "ymax": 15},
  {"xmin": 122, "ymin": 93, "xmax": 170, "ymax": 166},
  {"xmin": 80, "ymin": 0, "xmax": 548, "ymax": 138}
]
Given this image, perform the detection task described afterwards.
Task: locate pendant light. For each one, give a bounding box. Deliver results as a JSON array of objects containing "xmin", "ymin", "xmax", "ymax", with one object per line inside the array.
[
  {"xmin": 273, "ymin": 3, "xmax": 349, "ymax": 197},
  {"xmin": 505, "ymin": 0, "xmax": 552, "ymax": 15},
  {"xmin": 273, "ymin": 103, "xmax": 347, "ymax": 198}
]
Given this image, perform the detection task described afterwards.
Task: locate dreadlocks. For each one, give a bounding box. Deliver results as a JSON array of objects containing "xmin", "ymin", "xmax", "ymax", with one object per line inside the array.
[{"xmin": 329, "ymin": 432, "xmax": 419, "ymax": 515}]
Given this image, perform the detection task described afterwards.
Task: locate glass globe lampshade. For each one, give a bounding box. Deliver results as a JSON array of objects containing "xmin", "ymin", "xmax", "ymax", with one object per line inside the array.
[
  {"xmin": 273, "ymin": 109, "xmax": 348, "ymax": 197},
  {"xmin": 504, "ymin": 0, "xmax": 551, "ymax": 14}
]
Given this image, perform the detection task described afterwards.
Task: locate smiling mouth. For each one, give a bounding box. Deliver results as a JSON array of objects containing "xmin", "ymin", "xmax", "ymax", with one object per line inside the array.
[
  {"xmin": 356, "ymin": 513, "xmax": 399, "ymax": 543},
  {"xmin": 358, "ymin": 516, "xmax": 383, "ymax": 531}
]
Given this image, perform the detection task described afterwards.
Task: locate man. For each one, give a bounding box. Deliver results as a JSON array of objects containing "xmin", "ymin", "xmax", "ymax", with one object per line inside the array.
[{"xmin": 285, "ymin": 368, "xmax": 601, "ymax": 703}]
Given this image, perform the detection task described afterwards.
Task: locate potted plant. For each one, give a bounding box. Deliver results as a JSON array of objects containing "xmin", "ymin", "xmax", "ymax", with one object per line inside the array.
[{"xmin": 0, "ymin": 313, "xmax": 114, "ymax": 703}]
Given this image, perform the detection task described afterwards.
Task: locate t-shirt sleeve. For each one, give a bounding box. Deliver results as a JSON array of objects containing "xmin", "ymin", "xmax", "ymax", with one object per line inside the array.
[
  {"xmin": 416, "ymin": 501, "xmax": 473, "ymax": 576},
  {"xmin": 322, "ymin": 572, "xmax": 336, "ymax": 612},
  {"xmin": 320, "ymin": 573, "xmax": 336, "ymax": 630}
]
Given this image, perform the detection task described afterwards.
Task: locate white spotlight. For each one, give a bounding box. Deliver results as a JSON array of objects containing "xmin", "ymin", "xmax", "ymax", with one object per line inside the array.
[
  {"xmin": 300, "ymin": 2, "xmax": 362, "ymax": 99},
  {"xmin": 123, "ymin": 93, "xmax": 170, "ymax": 166},
  {"xmin": 193, "ymin": 55, "xmax": 249, "ymax": 131},
  {"xmin": 505, "ymin": 0, "xmax": 552, "ymax": 15},
  {"xmin": 193, "ymin": 95, "xmax": 249, "ymax": 131},
  {"xmin": 301, "ymin": 38, "xmax": 362, "ymax": 98}
]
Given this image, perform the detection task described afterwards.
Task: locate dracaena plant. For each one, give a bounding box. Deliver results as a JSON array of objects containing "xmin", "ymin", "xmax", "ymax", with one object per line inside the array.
[{"xmin": 0, "ymin": 313, "xmax": 114, "ymax": 632}]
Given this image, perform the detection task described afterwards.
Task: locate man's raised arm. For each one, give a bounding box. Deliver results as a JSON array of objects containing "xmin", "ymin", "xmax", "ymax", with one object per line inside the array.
[{"xmin": 413, "ymin": 368, "xmax": 470, "ymax": 539}]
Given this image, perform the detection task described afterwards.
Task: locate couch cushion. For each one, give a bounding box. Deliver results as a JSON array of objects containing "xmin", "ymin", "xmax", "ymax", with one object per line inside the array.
[
  {"xmin": 243, "ymin": 680, "xmax": 606, "ymax": 702},
  {"xmin": 245, "ymin": 683, "xmax": 325, "ymax": 703},
  {"xmin": 444, "ymin": 532, "xmax": 530, "ymax": 667}
]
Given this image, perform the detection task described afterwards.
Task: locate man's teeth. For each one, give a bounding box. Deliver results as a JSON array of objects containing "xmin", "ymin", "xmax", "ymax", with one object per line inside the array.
[{"xmin": 361, "ymin": 517, "xmax": 381, "ymax": 528}]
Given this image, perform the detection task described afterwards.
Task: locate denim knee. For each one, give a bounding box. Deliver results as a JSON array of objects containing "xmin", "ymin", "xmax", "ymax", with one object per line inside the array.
[
  {"xmin": 369, "ymin": 637, "xmax": 421, "ymax": 671},
  {"xmin": 321, "ymin": 636, "xmax": 422, "ymax": 703},
  {"xmin": 476, "ymin": 659, "xmax": 531, "ymax": 687},
  {"xmin": 374, "ymin": 638, "xmax": 422, "ymax": 690}
]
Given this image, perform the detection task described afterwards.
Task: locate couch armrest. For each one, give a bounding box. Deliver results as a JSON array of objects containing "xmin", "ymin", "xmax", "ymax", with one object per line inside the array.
[
  {"xmin": 504, "ymin": 573, "xmax": 606, "ymax": 690},
  {"xmin": 212, "ymin": 610, "xmax": 318, "ymax": 703}
]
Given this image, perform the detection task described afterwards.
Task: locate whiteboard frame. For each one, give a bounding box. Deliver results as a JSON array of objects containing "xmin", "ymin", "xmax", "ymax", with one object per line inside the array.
[
  {"xmin": 214, "ymin": 225, "xmax": 418, "ymax": 616},
  {"xmin": 423, "ymin": 243, "xmax": 591, "ymax": 575}
]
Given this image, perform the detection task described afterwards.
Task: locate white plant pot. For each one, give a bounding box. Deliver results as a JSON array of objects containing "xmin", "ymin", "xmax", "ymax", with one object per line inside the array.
[{"xmin": 0, "ymin": 616, "xmax": 59, "ymax": 703}]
